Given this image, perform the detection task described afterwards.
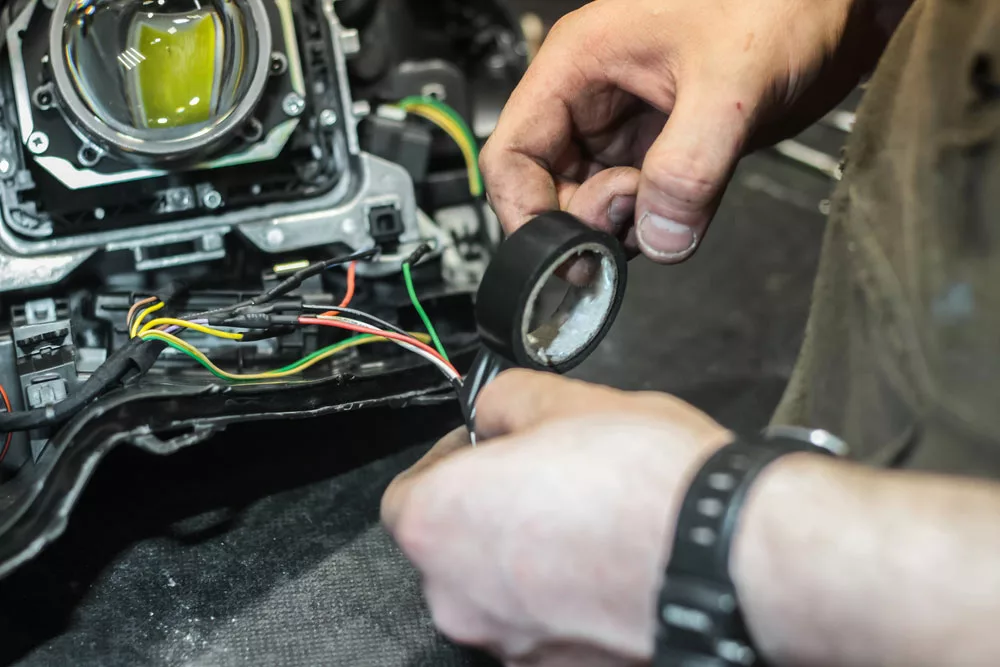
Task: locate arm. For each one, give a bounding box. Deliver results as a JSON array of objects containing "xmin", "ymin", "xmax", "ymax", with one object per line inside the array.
[
  {"xmin": 735, "ymin": 454, "xmax": 1000, "ymax": 666},
  {"xmin": 382, "ymin": 371, "xmax": 1000, "ymax": 666}
]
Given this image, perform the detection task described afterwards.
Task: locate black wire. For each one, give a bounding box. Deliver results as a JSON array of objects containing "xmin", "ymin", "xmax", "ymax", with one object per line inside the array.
[
  {"xmin": 299, "ymin": 305, "xmax": 413, "ymax": 339},
  {"xmin": 181, "ymin": 247, "xmax": 380, "ymax": 321}
]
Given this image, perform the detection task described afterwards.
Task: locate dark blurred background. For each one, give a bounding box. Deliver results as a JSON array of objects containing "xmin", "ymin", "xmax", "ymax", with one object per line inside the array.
[{"xmin": 0, "ymin": 2, "xmax": 849, "ymax": 665}]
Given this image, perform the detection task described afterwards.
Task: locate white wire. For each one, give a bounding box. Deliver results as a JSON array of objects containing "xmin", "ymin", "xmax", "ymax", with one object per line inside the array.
[{"xmin": 326, "ymin": 317, "xmax": 462, "ymax": 385}]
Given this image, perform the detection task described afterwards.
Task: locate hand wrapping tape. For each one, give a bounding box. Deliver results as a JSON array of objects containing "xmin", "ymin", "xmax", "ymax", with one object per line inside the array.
[{"xmin": 460, "ymin": 211, "xmax": 628, "ymax": 442}]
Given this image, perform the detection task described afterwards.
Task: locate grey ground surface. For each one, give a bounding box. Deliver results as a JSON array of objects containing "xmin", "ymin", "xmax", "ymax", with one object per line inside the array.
[{"xmin": 0, "ymin": 2, "xmax": 842, "ymax": 665}]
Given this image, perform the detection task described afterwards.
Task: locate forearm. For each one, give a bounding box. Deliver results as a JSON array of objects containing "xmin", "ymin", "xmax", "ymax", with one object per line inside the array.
[{"xmin": 732, "ymin": 454, "xmax": 1000, "ymax": 666}]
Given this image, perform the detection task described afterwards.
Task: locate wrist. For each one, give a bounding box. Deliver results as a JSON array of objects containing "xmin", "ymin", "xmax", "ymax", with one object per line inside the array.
[
  {"xmin": 652, "ymin": 431, "xmax": 846, "ymax": 665},
  {"xmin": 729, "ymin": 453, "xmax": 863, "ymax": 664},
  {"xmin": 607, "ymin": 422, "xmax": 736, "ymax": 661}
]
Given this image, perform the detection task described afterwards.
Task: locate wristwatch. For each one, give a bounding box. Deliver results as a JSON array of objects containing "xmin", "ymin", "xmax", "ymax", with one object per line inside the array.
[{"xmin": 653, "ymin": 427, "xmax": 847, "ymax": 666}]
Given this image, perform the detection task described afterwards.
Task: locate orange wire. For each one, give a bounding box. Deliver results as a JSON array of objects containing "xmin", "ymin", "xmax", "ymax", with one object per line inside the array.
[
  {"xmin": 0, "ymin": 383, "xmax": 12, "ymax": 465},
  {"xmin": 320, "ymin": 260, "xmax": 357, "ymax": 317}
]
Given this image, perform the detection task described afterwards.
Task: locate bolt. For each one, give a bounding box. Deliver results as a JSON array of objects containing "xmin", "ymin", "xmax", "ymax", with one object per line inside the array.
[
  {"xmin": 269, "ymin": 52, "xmax": 288, "ymax": 76},
  {"xmin": 94, "ymin": 207, "xmax": 105, "ymax": 220},
  {"xmin": 266, "ymin": 228, "xmax": 285, "ymax": 247},
  {"xmin": 27, "ymin": 131, "xmax": 49, "ymax": 155},
  {"xmin": 78, "ymin": 144, "xmax": 101, "ymax": 167},
  {"xmin": 0, "ymin": 158, "xmax": 12, "ymax": 176},
  {"xmin": 282, "ymin": 93, "xmax": 305, "ymax": 117},
  {"xmin": 319, "ymin": 109, "xmax": 337, "ymax": 127},
  {"xmin": 33, "ymin": 86, "xmax": 54, "ymax": 110},
  {"xmin": 201, "ymin": 189, "xmax": 223, "ymax": 209}
]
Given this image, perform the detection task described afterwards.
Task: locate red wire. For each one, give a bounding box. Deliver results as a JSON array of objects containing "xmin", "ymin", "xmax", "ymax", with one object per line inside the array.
[
  {"xmin": 320, "ymin": 261, "xmax": 357, "ymax": 317},
  {"xmin": 0, "ymin": 383, "xmax": 12, "ymax": 465},
  {"xmin": 298, "ymin": 316, "xmax": 460, "ymax": 376},
  {"xmin": 339, "ymin": 261, "xmax": 357, "ymax": 308}
]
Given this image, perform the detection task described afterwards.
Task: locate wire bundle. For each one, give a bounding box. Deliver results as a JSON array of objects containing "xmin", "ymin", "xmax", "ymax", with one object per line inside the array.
[{"xmin": 125, "ymin": 246, "xmax": 459, "ymax": 386}]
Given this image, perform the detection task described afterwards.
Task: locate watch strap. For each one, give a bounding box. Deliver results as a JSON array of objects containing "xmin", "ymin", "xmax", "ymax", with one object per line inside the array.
[{"xmin": 654, "ymin": 437, "xmax": 832, "ymax": 666}]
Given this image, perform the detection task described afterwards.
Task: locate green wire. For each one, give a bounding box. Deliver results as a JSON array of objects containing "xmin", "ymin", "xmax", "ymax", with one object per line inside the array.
[
  {"xmin": 151, "ymin": 334, "xmax": 377, "ymax": 382},
  {"xmin": 397, "ymin": 96, "xmax": 484, "ymax": 195},
  {"xmin": 153, "ymin": 336, "xmax": 233, "ymax": 381},
  {"xmin": 271, "ymin": 335, "xmax": 374, "ymax": 373},
  {"xmin": 402, "ymin": 262, "xmax": 449, "ymax": 362}
]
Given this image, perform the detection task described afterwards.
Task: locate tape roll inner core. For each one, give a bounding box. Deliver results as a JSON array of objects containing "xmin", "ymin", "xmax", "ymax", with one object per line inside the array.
[{"xmin": 521, "ymin": 243, "xmax": 619, "ymax": 366}]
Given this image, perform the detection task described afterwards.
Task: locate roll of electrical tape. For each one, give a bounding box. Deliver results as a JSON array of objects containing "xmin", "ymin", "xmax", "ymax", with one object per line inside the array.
[{"xmin": 475, "ymin": 211, "xmax": 628, "ymax": 373}]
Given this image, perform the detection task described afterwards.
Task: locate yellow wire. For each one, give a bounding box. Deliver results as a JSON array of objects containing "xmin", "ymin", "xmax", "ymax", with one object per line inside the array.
[
  {"xmin": 139, "ymin": 318, "xmax": 246, "ymax": 341},
  {"xmin": 409, "ymin": 105, "xmax": 478, "ymax": 194},
  {"xmin": 130, "ymin": 302, "xmax": 165, "ymax": 338},
  {"xmin": 401, "ymin": 104, "xmax": 482, "ymax": 196},
  {"xmin": 139, "ymin": 330, "xmax": 433, "ymax": 381}
]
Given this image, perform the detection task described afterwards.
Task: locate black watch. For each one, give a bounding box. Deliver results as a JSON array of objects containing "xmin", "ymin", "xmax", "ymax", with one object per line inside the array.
[{"xmin": 653, "ymin": 427, "xmax": 847, "ymax": 667}]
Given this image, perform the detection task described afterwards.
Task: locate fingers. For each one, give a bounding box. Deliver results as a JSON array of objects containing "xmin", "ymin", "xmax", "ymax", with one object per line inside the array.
[
  {"xmin": 474, "ymin": 369, "xmax": 624, "ymax": 441},
  {"xmin": 634, "ymin": 88, "xmax": 752, "ymax": 263},
  {"xmin": 556, "ymin": 167, "xmax": 641, "ymax": 283},
  {"xmin": 480, "ymin": 12, "xmax": 600, "ymax": 235},
  {"xmin": 381, "ymin": 426, "xmax": 471, "ymax": 530},
  {"xmin": 565, "ymin": 167, "xmax": 641, "ymax": 238}
]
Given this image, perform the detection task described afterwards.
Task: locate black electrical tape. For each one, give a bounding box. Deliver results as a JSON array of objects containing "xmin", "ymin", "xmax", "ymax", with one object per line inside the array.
[{"xmin": 475, "ymin": 211, "xmax": 628, "ymax": 373}]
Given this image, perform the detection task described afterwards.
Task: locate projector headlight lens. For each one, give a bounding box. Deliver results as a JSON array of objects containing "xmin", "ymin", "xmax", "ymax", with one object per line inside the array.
[{"xmin": 52, "ymin": 0, "xmax": 272, "ymax": 161}]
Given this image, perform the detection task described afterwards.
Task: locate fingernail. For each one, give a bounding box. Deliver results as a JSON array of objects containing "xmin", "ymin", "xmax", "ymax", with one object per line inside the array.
[
  {"xmin": 637, "ymin": 213, "xmax": 697, "ymax": 261},
  {"xmin": 607, "ymin": 195, "xmax": 636, "ymax": 233}
]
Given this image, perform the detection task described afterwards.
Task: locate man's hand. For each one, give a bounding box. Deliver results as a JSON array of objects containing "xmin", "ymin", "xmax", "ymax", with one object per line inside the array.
[
  {"xmin": 381, "ymin": 371, "xmax": 732, "ymax": 665},
  {"xmin": 383, "ymin": 374, "xmax": 1000, "ymax": 667},
  {"xmin": 481, "ymin": 0, "xmax": 887, "ymax": 262}
]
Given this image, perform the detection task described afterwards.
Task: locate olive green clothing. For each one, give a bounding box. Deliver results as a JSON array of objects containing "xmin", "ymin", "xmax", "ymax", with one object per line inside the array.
[{"xmin": 773, "ymin": 0, "xmax": 1000, "ymax": 476}]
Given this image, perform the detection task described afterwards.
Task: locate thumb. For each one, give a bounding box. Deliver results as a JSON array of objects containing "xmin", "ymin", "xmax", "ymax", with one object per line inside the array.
[{"xmin": 635, "ymin": 92, "xmax": 751, "ymax": 263}]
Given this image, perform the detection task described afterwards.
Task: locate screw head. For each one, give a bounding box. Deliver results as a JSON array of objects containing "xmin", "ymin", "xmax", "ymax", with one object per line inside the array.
[
  {"xmin": 27, "ymin": 131, "xmax": 49, "ymax": 155},
  {"xmin": 0, "ymin": 158, "xmax": 12, "ymax": 175},
  {"xmin": 201, "ymin": 189, "xmax": 223, "ymax": 209},
  {"xmin": 319, "ymin": 109, "xmax": 337, "ymax": 127},
  {"xmin": 282, "ymin": 93, "xmax": 305, "ymax": 117},
  {"xmin": 94, "ymin": 207, "xmax": 106, "ymax": 220},
  {"xmin": 269, "ymin": 52, "xmax": 288, "ymax": 76}
]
